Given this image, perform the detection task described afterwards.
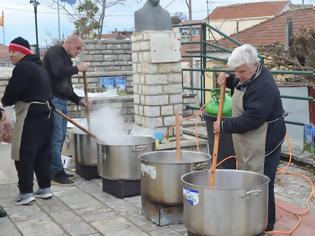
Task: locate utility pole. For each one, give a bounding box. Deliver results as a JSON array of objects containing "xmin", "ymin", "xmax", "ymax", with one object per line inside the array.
[
  {"xmin": 30, "ymin": 0, "xmax": 40, "ymax": 57},
  {"xmin": 57, "ymin": 0, "xmax": 61, "ymax": 41}
]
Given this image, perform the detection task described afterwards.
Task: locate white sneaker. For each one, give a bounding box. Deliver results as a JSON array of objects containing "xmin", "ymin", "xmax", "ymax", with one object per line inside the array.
[
  {"xmin": 16, "ymin": 193, "xmax": 35, "ymax": 205},
  {"xmin": 33, "ymin": 188, "xmax": 53, "ymax": 199}
]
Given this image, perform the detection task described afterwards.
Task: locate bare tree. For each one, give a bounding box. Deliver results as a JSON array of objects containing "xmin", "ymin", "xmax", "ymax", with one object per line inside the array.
[{"xmin": 44, "ymin": 0, "xmax": 126, "ymax": 38}]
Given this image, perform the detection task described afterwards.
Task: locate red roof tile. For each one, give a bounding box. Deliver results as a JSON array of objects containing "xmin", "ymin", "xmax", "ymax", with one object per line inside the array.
[
  {"xmin": 205, "ymin": 1, "xmax": 291, "ymax": 20},
  {"xmin": 217, "ymin": 7, "xmax": 315, "ymax": 47}
]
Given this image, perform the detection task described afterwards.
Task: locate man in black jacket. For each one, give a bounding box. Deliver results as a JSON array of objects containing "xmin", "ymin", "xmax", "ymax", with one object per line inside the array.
[
  {"xmin": 213, "ymin": 44, "xmax": 286, "ymax": 232},
  {"xmin": 43, "ymin": 34, "xmax": 89, "ymax": 185},
  {"xmin": 2, "ymin": 37, "xmax": 53, "ymax": 205}
]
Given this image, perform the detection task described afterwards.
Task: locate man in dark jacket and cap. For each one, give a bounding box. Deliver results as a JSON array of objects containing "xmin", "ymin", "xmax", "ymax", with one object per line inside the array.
[{"xmin": 1, "ymin": 37, "xmax": 53, "ymax": 205}]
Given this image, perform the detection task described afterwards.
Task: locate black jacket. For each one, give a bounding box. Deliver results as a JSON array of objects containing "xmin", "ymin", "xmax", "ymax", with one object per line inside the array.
[
  {"xmin": 42, "ymin": 45, "xmax": 80, "ymax": 105},
  {"xmin": 0, "ymin": 108, "xmax": 3, "ymax": 120},
  {"xmin": 222, "ymin": 64, "xmax": 286, "ymax": 154},
  {"xmin": 2, "ymin": 55, "xmax": 52, "ymax": 106}
]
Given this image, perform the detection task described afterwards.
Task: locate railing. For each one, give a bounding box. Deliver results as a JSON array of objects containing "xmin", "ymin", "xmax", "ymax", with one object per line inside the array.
[{"xmin": 174, "ymin": 22, "xmax": 315, "ymax": 127}]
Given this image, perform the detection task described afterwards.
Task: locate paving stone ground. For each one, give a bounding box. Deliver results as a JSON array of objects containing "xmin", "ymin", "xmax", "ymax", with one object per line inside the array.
[{"xmin": 0, "ymin": 143, "xmax": 314, "ymax": 236}]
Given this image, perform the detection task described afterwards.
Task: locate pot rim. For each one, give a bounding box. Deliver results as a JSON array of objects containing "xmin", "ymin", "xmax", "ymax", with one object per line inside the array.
[
  {"xmin": 96, "ymin": 135, "xmax": 155, "ymax": 146},
  {"xmin": 138, "ymin": 150, "xmax": 211, "ymax": 164},
  {"xmin": 181, "ymin": 169, "xmax": 270, "ymax": 191}
]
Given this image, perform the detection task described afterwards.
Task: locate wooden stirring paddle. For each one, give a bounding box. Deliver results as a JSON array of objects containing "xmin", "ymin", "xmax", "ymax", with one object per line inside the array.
[
  {"xmin": 209, "ymin": 83, "xmax": 226, "ymax": 188},
  {"xmin": 175, "ymin": 111, "xmax": 181, "ymax": 161}
]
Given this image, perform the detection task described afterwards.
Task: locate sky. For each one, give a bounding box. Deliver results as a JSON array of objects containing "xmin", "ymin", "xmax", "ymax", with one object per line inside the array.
[{"xmin": 0, "ymin": 0, "xmax": 312, "ymax": 47}]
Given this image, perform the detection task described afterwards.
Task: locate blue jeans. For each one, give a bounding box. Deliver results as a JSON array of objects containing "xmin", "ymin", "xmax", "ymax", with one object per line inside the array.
[{"xmin": 50, "ymin": 97, "xmax": 68, "ymax": 172}]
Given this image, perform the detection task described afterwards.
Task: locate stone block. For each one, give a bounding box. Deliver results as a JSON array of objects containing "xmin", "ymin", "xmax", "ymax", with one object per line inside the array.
[
  {"xmin": 168, "ymin": 73, "xmax": 182, "ymax": 84},
  {"xmin": 145, "ymin": 74, "xmax": 168, "ymax": 85},
  {"xmin": 142, "ymin": 52, "xmax": 151, "ymax": 62},
  {"xmin": 140, "ymin": 41, "xmax": 151, "ymax": 51},
  {"xmin": 145, "ymin": 95, "xmax": 168, "ymax": 106},
  {"xmin": 139, "ymin": 105, "xmax": 144, "ymax": 115},
  {"xmin": 132, "ymin": 42, "xmax": 141, "ymax": 51},
  {"xmin": 144, "ymin": 117, "xmax": 163, "ymax": 128},
  {"xmin": 132, "ymin": 64, "xmax": 138, "ymax": 74},
  {"xmin": 140, "ymin": 75, "xmax": 145, "ymax": 84},
  {"xmin": 119, "ymin": 55, "xmax": 131, "ymax": 61},
  {"xmin": 174, "ymin": 104, "xmax": 183, "ymax": 114},
  {"xmin": 163, "ymin": 84, "xmax": 182, "ymax": 94},
  {"xmin": 158, "ymin": 63, "xmax": 181, "ymax": 73},
  {"xmin": 107, "ymin": 44, "xmax": 122, "ymax": 50},
  {"xmin": 140, "ymin": 95, "xmax": 145, "ymax": 104},
  {"xmin": 134, "ymin": 104, "xmax": 139, "ymax": 115},
  {"xmin": 142, "ymin": 63, "xmax": 158, "ymax": 74},
  {"xmin": 133, "ymin": 94, "xmax": 140, "ymax": 104},
  {"xmin": 141, "ymin": 85, "xmax": 162, "ymax": 95},
  {"xmin": 135, "ymin": 115, "xmax": 143, "ymax": 125},
  {"xmin": 132, "ymin": 53, "xmax": 138, "ymax": 63},
  {"xmin": 93, "ymin": 55, "xmax": 104, "ymax": 61},
  {"xmin": 163, "ymin": 116, "xmax": 176, "ymax": 126},
  {"xmin": 161, "ymin": 105, "xmax": 174, "ymax": 116},
  {"xmin": 144, "ymin": 106, "xmax": 160, "ymax": 117},
  {"xmin": 104, "ymin": 55, "xmax": 118, "ymax": 61},
  {"xmin": 169, "ymin": 94, "xmax": 182, "ymax": 104},
  {"xmin": 133, "ymin": 84, "xmax": 139, "ymax": 93}
]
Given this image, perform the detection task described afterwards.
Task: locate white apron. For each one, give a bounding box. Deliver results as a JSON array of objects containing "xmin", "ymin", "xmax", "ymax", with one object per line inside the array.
[
  {"xmin": 231, "ymin": 89, "xmax": 267, "ymax": 174},
  {"xmin": 11, "ymin": 102, "xmax": 31, "ymax": 161}
]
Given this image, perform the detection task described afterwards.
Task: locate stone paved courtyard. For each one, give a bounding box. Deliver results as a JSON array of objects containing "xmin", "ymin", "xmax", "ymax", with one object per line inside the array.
[{"xmin": 0, "ymin": 143, "xmax": 314, "ymax": 236}]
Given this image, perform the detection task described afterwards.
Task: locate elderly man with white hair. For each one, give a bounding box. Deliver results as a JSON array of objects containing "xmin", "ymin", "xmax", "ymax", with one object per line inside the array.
[{"xmin": 213, "ymin": 44, "xmax": 286, "ymax": 232}]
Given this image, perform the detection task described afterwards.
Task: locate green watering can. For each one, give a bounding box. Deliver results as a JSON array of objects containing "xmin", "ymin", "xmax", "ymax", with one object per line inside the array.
[{"xmin": 205, "ymin": 88, "xmax": 232, "ymax": 117}]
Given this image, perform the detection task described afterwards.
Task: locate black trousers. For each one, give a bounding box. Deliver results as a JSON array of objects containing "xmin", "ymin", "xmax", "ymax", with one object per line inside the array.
[
  {"xmin": 15, "ymin": 107, "xmax": 53, "ymax": 194},
  {"xmin": 263, "ymin": 145, "xmax": 281, "ymax": 229}
]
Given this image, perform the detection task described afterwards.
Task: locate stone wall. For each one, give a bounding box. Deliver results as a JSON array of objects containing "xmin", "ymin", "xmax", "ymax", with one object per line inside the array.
[
  {"xmin": 0, "ymin": 39, "xmax": 197, "ymax": 123},
  {"xmin": 131, "ymin": 31, "xmax": 183, "ymax": 134}
]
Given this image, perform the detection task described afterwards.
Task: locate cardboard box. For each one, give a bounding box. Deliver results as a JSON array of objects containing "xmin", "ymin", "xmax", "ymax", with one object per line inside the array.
[{"xmin": 303, "ymin": 124, "xmax": 313, "ymax": 152}]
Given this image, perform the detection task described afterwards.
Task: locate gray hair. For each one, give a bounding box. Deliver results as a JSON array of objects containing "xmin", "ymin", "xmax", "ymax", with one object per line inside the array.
[
  {"xmin": 64, "ymin": 34, "xmax": 83, "ymax": 45},
  {"xmin": 227, "ymin": 44, "xmax": 259, "ymax": 69}
]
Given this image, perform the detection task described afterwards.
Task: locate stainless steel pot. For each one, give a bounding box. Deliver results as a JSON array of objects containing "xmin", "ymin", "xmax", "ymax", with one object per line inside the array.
[
  {"xmin": 181, "ymin": 169, "xmax": 270, "ymax": 236},
  {"xmin": 139, "ymin": 151, "xmax": 211, "ymax": 205},
  {"xmin": 72, "ymin": 129, "xmax": 97, "ymax": 166},
  {"xmin": 97, "ymin": 136, "xmax": 155, "ymax": 180}
]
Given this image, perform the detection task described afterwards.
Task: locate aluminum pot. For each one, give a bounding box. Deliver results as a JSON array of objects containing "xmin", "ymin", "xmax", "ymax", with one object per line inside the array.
[
  {"xmin": 139, "ymin": 151, "xmax": 211, "ymax": 205},
  {"xmin": 72, "ymin": 129, "xmax": 97, "ymax": 166},
  {"xmin": 97, "ymin": 136, "xmax": 155, "ymax": 180},
  {"xmin": 181, "ymin": 169, "xmax": 269, "ymax": 236}
]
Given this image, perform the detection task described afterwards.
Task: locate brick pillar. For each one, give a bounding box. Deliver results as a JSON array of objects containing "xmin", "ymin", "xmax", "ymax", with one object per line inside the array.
[{"xmin": 132, "ymin": 31, "xmax": 182, "ymax": 134}]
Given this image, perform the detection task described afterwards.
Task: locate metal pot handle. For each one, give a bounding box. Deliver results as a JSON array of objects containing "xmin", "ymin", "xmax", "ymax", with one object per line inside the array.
[
  {"xmin": 241, "ymin": 190, "xmax": 262, "ymax": 199},
  {"xmin": 192, "ymin": 162, "xmax": 209, "ymax": 171},
  {"xmin": 132, "ymin": 145, "xmax": 148, "ymax": 152}
]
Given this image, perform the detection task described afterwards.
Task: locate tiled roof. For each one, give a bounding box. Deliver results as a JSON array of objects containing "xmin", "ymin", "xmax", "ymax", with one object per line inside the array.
[
  {"xmin": 179, "ymin": 20, "xmax": 202, "ymax": 26},
  {"xmin": 205, "ymin": 1, "xmax": 291, "ymax": 20},
  {"xmin": 217, "ymin": 7, "xmax": 315, "ymax": 47}
]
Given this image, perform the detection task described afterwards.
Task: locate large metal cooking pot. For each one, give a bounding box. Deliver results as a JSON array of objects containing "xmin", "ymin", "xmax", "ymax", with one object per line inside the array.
[
  {"xmin": 97, "ymin": 136, "xmax": 155, "ymax": 180},
  {"xmin": 139, "ymin": 151, "xmax": 211, "ymax": 205},
  {"xmin": 72, "ymin": 129, "xmax": 97, "ymax": 166},
  {"xmin": 181, "ymin": 169, "xmax": 269, "ymax": 236}
]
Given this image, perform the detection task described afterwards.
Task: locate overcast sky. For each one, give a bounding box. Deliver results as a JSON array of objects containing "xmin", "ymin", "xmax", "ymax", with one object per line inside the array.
[{"xmin": 0, "ymin": 0, "xmax": 311, "ymax": 47}]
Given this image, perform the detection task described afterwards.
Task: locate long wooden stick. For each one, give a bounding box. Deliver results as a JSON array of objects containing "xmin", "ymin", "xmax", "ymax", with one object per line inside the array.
[
  {"xmin": 175, "ymin": 111, "xmax": 181, "ymax": 161},
  {"xmin": 209, "ymin": 83, "xmax": 226, "ymax": 188},
  {"xmin": 82, "ymin": 71, "xmax": 91, "ymax": 130},
  {"xmin": 54, "ymin": 108, "xmax": 96, "ymax": 139}
]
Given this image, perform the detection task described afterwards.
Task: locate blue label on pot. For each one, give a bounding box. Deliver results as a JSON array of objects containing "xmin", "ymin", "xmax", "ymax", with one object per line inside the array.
[{"xmin": 183, "ymin": 188, "xmax": 199, "ymax": 206}]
